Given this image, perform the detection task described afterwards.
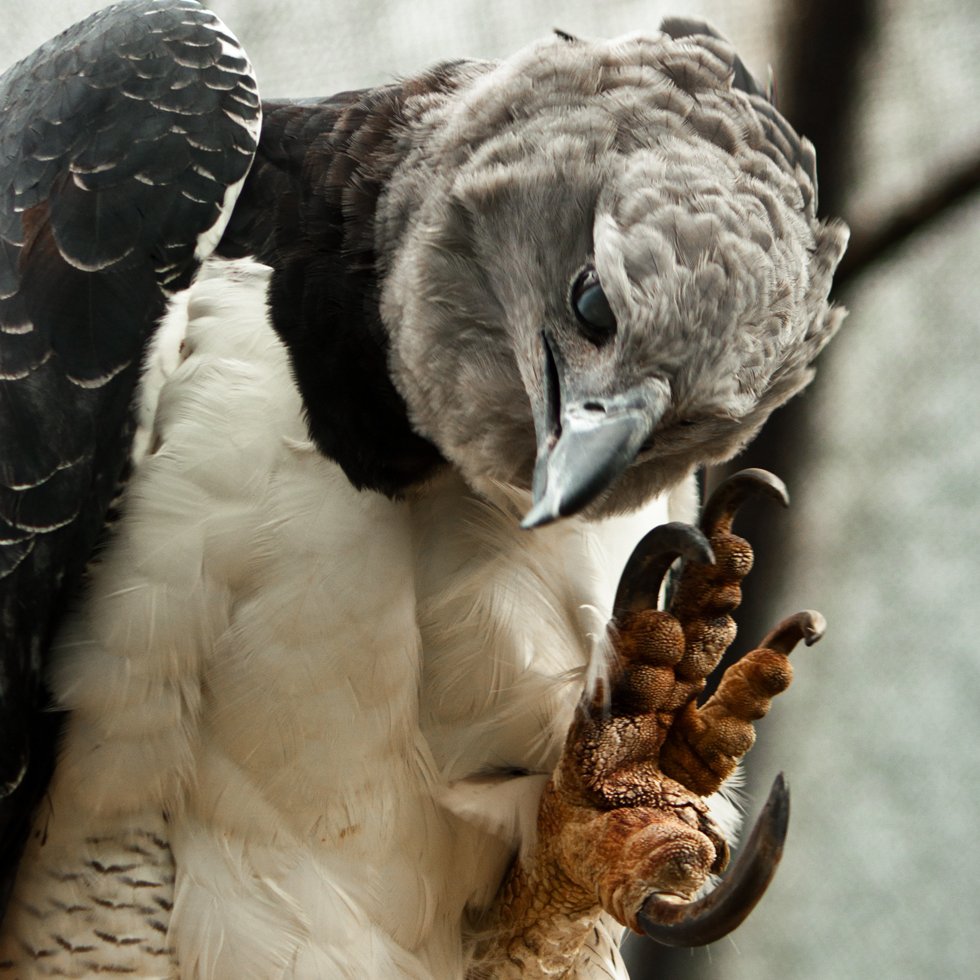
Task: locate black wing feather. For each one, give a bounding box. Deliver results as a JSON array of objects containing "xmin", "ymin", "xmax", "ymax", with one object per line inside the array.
[{"xmin": 0, "ymin": 0, "xmax": 259, "ymax": 914}]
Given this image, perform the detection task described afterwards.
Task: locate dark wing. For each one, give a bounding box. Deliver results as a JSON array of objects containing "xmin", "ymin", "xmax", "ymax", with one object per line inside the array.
[{"xmin": 0, "ymin": 0, "xmax": 259, "ymax": 909}]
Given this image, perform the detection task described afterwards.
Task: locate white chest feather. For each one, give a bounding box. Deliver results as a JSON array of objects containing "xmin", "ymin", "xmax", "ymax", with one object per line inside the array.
[{"xmin": 0, "ymin": 261, "xmax": 686, "ymax": 979}]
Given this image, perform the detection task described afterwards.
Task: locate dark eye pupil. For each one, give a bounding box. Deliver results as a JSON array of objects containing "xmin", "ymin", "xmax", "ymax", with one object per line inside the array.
[{"xmin": 571, "ymin": 267, "xmax": 617, "ymax": 343}]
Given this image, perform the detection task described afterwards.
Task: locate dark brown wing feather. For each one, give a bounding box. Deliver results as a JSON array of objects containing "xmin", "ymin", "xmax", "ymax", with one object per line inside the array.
[{"xmin": 0, "ymin": 0, "xmax": 259, "ymax": 915}]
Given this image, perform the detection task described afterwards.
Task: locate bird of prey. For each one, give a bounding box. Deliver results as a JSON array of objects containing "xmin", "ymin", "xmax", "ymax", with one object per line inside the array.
[{"xmin": 0, "ymin": 2, "xmax": 847, "ymax": 976}]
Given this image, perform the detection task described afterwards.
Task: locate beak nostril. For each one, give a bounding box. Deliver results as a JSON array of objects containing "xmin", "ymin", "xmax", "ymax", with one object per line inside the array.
[{"xmin": 583, "ymin": 401, "xmax": 606, "ymax": 413}]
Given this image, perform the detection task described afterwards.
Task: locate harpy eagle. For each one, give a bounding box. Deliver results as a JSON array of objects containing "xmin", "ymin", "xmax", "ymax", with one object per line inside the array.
[{"xmin": 0, "ymin": 2, "xmax": 847, "ymax": 976}]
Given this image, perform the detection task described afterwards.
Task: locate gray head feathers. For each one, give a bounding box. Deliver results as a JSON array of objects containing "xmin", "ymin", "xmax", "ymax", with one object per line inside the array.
[{"xmin": 378, "ymin": 22, "xmax": 848, "ymax": 516}]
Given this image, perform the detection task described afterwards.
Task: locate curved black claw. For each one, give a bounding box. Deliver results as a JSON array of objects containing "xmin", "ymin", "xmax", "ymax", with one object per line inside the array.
[
  {"xmin": 638, "ymin": 773, "xmax": 790, "ymax": 947},
  {"xmin": 760, "ymin": 610, "xmax": 827, "ymax": 654},
  {"xmin": 700, "ymin": 468, "xmax": 789, "ymax": 536},
  {"xmin": 613, "ymin": 522, "xmax": 715, "ymax": 620}
]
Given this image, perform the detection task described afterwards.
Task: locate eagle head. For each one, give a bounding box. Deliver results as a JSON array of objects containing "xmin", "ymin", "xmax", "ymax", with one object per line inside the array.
[{"xmin": 378, "ymin": 25, "xmax": 848, "ymax": 524}]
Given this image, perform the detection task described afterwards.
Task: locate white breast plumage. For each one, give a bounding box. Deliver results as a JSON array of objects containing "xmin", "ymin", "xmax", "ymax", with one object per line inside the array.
[{"xmin": 0, "ymin": 259, "xmax": 686, "ymax": 978}]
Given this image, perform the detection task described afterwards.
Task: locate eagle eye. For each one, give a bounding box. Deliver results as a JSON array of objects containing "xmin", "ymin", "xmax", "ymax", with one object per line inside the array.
[{"xmin": 570, "ymin": 267, "xmax": 617, "ymax": 344}]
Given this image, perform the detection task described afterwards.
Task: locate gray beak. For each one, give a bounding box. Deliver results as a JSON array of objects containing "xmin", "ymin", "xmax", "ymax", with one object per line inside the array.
[{"xmin": 521, "ymin": 334, "xmax": 668, "ymax": 529}]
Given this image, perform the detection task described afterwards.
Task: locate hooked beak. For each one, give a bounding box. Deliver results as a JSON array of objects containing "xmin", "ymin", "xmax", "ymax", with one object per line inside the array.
[{"xmin": 522, "ymin": 333, "xmax": 668, "ymax": 529}]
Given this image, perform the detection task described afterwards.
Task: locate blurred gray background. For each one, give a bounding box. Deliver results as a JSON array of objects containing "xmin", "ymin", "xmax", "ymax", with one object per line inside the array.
[{"xmin": 3, "ymin": 1, "xmax": 978, "ymax": 978}]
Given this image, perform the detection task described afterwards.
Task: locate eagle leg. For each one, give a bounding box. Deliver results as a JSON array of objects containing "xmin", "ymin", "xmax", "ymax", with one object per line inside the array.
[{"xmin": 468, "ymin": 470, "xmax": 823, "ymax": 976}]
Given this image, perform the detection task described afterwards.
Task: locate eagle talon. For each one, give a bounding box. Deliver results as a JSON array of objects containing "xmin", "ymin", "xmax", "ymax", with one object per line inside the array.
[
  {"xmin": 613, "ymin": 522, "xmax": 715, "ymax": 619},
  {"xmin": 760, "ymin": 610, "xmax": 827, "ymax": 652},
  {"xmin": 700, "ymin": 467, "xmax": 790, "ymax": 536},
  {"xmin": 473, "ymin": 471, "xmax": 822, "ymax": 972},
  {"xmin": 638, "ymin": 773, "xmax": 790, "ymax": 947}
]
